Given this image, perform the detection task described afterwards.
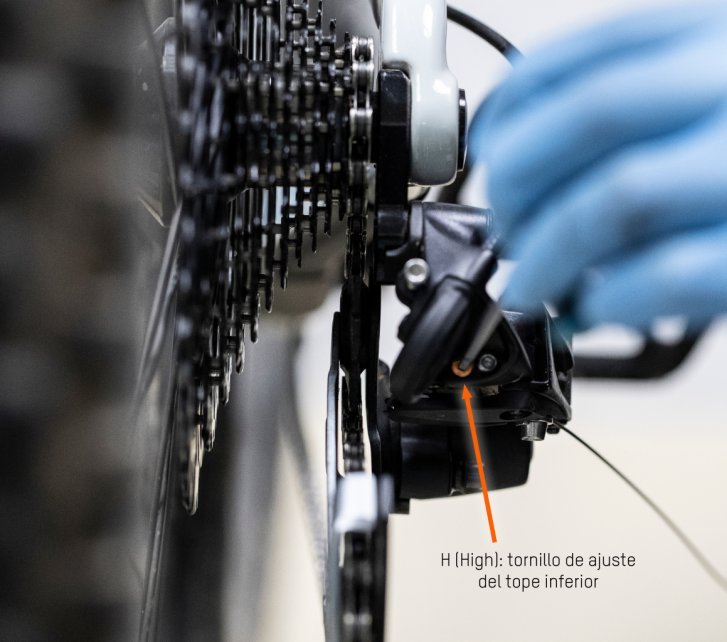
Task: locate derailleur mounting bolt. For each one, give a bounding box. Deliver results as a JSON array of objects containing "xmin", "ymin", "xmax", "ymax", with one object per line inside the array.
[{"xmin": 402, "ymin": 258, "xmax": 430, "ymax": 291}]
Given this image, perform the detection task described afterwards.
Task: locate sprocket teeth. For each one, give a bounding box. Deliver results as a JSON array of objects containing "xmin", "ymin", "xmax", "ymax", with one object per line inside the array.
[{"xmin": 172, "ymin": 0, "xmax": 371, "ymax": 525}]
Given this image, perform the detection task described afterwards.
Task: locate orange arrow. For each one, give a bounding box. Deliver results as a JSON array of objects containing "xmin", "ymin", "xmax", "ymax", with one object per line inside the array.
[{"xmin": 462, "ymin": 385, "xmax": 498, "ymax": 543}]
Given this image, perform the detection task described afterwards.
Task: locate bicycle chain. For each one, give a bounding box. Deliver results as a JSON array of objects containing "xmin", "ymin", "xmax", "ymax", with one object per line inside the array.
[{"xmin": 337, "ymin": 35, "xmax": 377, "ymax": 642}]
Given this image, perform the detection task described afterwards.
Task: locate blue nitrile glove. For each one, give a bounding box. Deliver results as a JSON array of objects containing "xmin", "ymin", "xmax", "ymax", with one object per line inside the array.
[{"xmin": 470, "ymin": 1, "xmax": 727, "ymax": 330}]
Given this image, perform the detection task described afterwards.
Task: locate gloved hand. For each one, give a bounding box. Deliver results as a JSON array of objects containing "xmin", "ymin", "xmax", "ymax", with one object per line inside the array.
[{"xmin": 471, "ymin": 1, "xmax": 727, "ymax": 330}]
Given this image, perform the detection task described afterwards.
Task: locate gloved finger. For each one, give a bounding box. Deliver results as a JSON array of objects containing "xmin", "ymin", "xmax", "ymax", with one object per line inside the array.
[
  {"xmin": 482, "ymin": 29, "xmax": 727, "ymax": 232},
  {"xmin": 573, "ymin": 223, "xmax": 727, "ymax": 329},
  {"xmin": 499, "ymin": 105, "xmax": 727, "ymax": 313},
  {"xmin": 480, "ymin": 1, "xmax": 727, "ymax": 130}
]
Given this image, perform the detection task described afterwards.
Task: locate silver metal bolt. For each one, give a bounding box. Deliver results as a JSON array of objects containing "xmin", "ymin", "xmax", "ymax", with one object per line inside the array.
[
  {"xmin": 477, "ymin": 353, "xmax": 498, "ymax": 373},
  {"xmin": 402, "ymin": 258, "xmax": 430, "ymax": 291},
  {"xmin": 520, "ymin": 420, "xmax": 548, "ymax": 442}
]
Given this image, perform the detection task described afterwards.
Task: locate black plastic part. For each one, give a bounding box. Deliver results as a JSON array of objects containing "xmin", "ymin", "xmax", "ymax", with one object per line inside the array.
[
  {"xmin": 391, "ymin": 277, "xmax": 473, "ymax": 403},
  {"xmin": 389, "ymin": 202, "xmax": 500, "ymax": 403},
  {"xmin": 367, "ymin": 265, "xmax": 388, "ymax": 477},
  {"xmin": 374, "ymin": 197, "xmax": 573, "ymax": 509},
  {"xmin": 368, "ymin": 68, "xmax": 411, "ymax": 485},
  {"xmin": 374, "ymin": 70, "xmax": 410, "ymax": 208},
  {"xmin": 376, "ymin": 364, "xmax": 533, "ymax": 503},
  {"xmin": 574, "ymin": 334, "xmax": 701, "ymax": 379},
  {"xmin": 368, "ymin": 68, "xmax": 414, "ymax": 515},
  {"xmin": 374, "ymin": 69, "xmax": 412, "ymax": 283},
  {"xmin": 398, "ymin": 422, "xmax": 532, "ymax": 499},
  {"xmin": 373, "ymin": 362, "xmax": 408, "ymax": 513},
  {"xmin": 385, "ymin": 201, "xmax": 494, "ymax": 290},
  {"xmin": 388, "ymin": 311, "xmax": 572, "ymax": 427}
]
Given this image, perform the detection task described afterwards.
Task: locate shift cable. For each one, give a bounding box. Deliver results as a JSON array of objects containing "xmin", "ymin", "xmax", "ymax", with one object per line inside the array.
[{"xmin": 559, "ymin": 425, "xmax": 727, "ymax": 594}]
